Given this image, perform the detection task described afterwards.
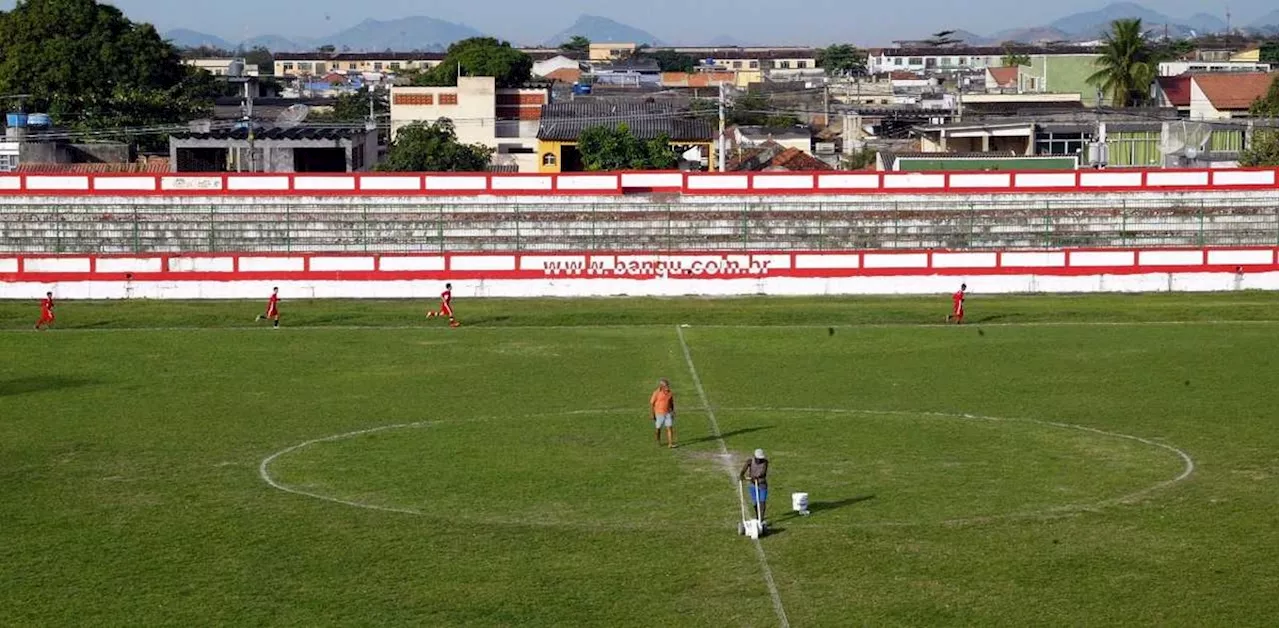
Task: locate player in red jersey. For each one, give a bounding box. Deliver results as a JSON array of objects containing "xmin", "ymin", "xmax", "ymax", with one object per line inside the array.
[
  {"xmin": 255, "ymin": 287, "xmax": 281, "ymax": 328},
  {"xmin": 35, "ymin": 291, "xmax": 55, "ymax": 330},
  {"xmin": 945, "ymin": 283, "xmax": 967, "ymax": 324},
  {"xmin": 426, "ymin": 283, "xmax": 459, "ymax": 328}
]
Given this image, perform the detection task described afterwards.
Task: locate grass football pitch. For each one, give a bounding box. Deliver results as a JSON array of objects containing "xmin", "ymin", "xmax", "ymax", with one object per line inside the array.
[{"xmin": 1, "ymin": 293, "xmax": 1276, "ymax": 626}]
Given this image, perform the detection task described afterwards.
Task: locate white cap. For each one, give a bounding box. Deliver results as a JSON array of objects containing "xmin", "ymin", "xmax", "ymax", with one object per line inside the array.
[{"xmin": 754, "ymin": 449, "xmax": 765, "ymax": 459}]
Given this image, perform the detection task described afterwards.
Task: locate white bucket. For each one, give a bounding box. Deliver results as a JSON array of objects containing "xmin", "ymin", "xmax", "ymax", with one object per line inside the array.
[
  {"xmin": 792, "ymin": 492, "xmax": 810, "ymax": 515},
  {"xmin": 744, "ymin": 519, "xmax": 762, "ymax": 539}
]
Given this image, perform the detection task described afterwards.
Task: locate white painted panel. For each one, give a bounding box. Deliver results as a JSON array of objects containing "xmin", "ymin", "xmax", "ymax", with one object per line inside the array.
[
  {"xmin": 0, "ymin": 258, "xmax": 18, "ymax": 272},
  {"xmin": 862, "ymin": 253, "xmax": 929, "ymax": 268},
  {"xmin": 932, "ymin": 252, "xmax": 998, "ymax": 268},
  {"xmin": 556, "ymin": 175, "xmax": 618, "ymax": 191},
  {"xmin": 1146, "ymin": 171, "xmax": 1209, "ymax": 187},
  {"xmin": 24, "ymin": 257, "xmax": 90, "ymax": 272},
  {"xmin": 1207, "ymin": 249, "xmax": 1274, "ymax": 265},
  {"xmin": 1138, "ymin": 250, "xmax": 1203, "ymax": 265},
  {"xmin": 169, "ymin": 257, "xmax": 234, "ymax": 272},
  {"xmin": 751, "ymin": 254, "xmax": 791, "ymax": 269},
  {"xmin": 25, "ymin": 176, "xmax": 89, "ymax": 191},
  {"xmin": 685, "ymin": 175, "xmax": 750, "ymax": 190},
  {"xmin": 378, "ymin": 256, "xmax": 446, "ymax": 271},
  {"xmin": 620, "ymin": 172, "xmax": 683, "ymax": 188},
  {"xmin": 0, "ymin": 176, "xmax": 21, "ymax": 190},
  {"xmin": 227, "ymin": 176, "xmax": 290, "ymax": 191},
  {"xmin": 490, "ymin": 176, "xmax": 553, "ymax": 191},
  {"xmin": 521, "ymin": 255, "xmax": 586, "ymax": 271},
  {"xmin": 160, "ymin": 176, "xmax": 223, "ymax": 191},
  {"xmin": 794, "ymin": 254, "xmax": 860, "ymax": 269},
  {"xmin": 948, "ymin": 173, "xmax": 1010, "ymax": 189},
  {"xmin": 239, "ymin": 257, "xmax": 305, "ymax": 272},
  {"xmin": 310, "ymin": 257, "xmax": 376, "ymax": 271},
  {"xmin": 96, "ymin": 258, "xmax": 162, "ymax": 273},
  {"xmin": 93, "ymin": 177, "xmax": 157, "ymax": 191},
  {"xmin": 1212, "ymin": 169, "xmax": 1277, "ymax": 186},
  {"xmin": 1014, "ymin": 172, "xmax": 1075, "ymax": 188},
  {"xmin": 589, "ymin": 255, "xmax": 616, "ymax": 267},
  {"xmin": 816, "ymin": 174, "xmax": 880, "ymax": 189},
  {"xmin": 359, "ymin": 176, "xmax": 421, "ymax": 190},
  {"xmin": 1079, "ymin": 171, "xmax": 1143, "ymax": 187},
  {"xmin": 450, "ymin": 255, "xmax": 516, "ymax": 271},
  {"xmin": 1071, "ymin": 251, "xmax": 1135, "ymax": 266},
  {"xmin": 424, "ymin": 175, "xmax": 488, "ymax": 191},
  {"xmin": 294, "ymin": 176, "xmax": 357, "ymax": 191},
  {"xmin": 751, "ymin": 175, "xmax": 813, "ymax": 190},
  {"xmin": 1001, "ymin": 251, "xmax": 1065, "ymax": 267},
  {"xmin": 882, "ymin": 173, "xmax": 945, "ymax": 189}
]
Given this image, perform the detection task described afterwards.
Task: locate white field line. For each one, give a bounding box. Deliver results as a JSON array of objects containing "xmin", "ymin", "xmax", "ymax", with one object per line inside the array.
[
  {"xmin": 0, "ymin": 319, "xmax": 1274, "ymax": 334},
  {"xmin": 677, "ymin": 325, "xmax": 791, "ymax": 628}
]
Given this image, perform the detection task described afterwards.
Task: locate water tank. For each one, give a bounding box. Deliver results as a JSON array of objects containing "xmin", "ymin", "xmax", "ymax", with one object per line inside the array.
[
  {"xmin": 572, "ymin": 83, "xmax": 592, "ymax": 95},
  {"xmin": 6, "ymin": 112, "xmax": 27, "ymax": 128},
  {"xmin": 27, "ymin": 113, "xmax": 50, "ymax": 127}
]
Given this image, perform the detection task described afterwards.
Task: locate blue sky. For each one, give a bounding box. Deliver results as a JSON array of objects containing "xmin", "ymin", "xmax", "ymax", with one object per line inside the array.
[{"xmin": 0, "ymin": 0, "xmax": 1273, "ymax": 45}]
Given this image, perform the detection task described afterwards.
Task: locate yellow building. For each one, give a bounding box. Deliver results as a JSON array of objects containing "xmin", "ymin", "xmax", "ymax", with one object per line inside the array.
[
  {"xmin": 273, "ymin": 52, "xmax": 445, "ymax": 78},
  {"xmin": 588, "ymin": 42, "xmax": 638, "ymax": 62},
  {"xmin": 535, "ymin": 101, "xmax": 715, "ymax": 173},
  {"xmin": 1230, "ymin": 48, "xmax": 1261, "ymax": 63}
]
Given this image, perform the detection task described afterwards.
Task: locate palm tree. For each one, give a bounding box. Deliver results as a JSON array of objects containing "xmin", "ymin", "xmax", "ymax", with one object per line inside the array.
[{"xmin": 1088, "ymin": 18, "xmax": 1160, "ymax": 107}]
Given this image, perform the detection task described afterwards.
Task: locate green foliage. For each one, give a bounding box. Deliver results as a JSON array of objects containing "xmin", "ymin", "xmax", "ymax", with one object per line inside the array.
[
  {"xmin": 1238, "ymin": 129, "xmax": 1278, "ymax": 167},
  {"xmin": 560, "ymin": 35, "xmax": 590, "ymax": 54},
  {"xmin": 1248, "ymin": 77, "xmax": 1277, "ymax": 117},
  {"xmin": 0, "ymin": 0, "xmax": 216, "ymax": 134},
  {"xmin": 729, "ymin": 92, "xmax": 801, "ymax": 127},
  {"xmin": 378, "ymin": 119, "xmax": 493, "ymax": 172},
  {"xmin": 241, "ymin": 47, "xmax": 274, "ymax": 75},
  {"xmin": 1087, "ymin": 18, "xmax": 1163, "ymax": 107},
  {"xmin": 924, "ymin": 30, "xmax": 962, "ymax": 46},
  {"xmin": 645, "ymin": 49, "xmax": 696, "ymax": 73},
  {"xmin": 311, "ymin": 87, "xmax": 387, "ymax": 122},
  {"xmin": 412, "ymin": 37, "xmax": 532, "ymax": 88},
  {"xmin": 1001, "ymin": 46, "xmax": 1031, "ymax": 67},
  {"xmin": 816, "ymin": 44, "xmax": 865, "ymax": 75},
  {"xmin": 1260, "ymin": 40, "xmax": 1278, "ymax": 65},
  {"xmin": 842, "ymin": 146, "xmax": 877, "ymax": 170},
  {"xmin": 576, "ymin": 123, "xmax": 677, "ymax": 171}
]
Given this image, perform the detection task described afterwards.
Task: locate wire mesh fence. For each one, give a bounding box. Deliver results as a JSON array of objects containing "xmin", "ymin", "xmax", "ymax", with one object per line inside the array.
[{"xmin": 0, "ymin": 194, "xmax": 1274, "ymax": 253}]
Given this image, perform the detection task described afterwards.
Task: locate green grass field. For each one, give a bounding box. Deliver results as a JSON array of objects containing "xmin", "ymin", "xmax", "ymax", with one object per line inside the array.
[{"xmin": 1, "ymin": 293, "xmax": 1276, "ymax": 627}]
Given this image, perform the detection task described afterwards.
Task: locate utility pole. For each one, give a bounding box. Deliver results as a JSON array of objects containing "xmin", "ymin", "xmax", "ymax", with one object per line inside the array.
[
  {"xmin": 823, "ymin": 83, "xmax": 830, "ymax": 128},
  {"xmin": 244, "ymin": 78, "xmax": 256, "ymax": 172},
  {"xmin": 717, "ymin": 81, "xmax": 726, "ymax": 172}
]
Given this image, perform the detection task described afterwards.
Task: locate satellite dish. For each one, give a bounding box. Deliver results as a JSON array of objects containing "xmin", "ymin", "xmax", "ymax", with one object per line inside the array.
[{"xmin": 276, "ymin": 104, "xmax": 310, "ymax": 128}]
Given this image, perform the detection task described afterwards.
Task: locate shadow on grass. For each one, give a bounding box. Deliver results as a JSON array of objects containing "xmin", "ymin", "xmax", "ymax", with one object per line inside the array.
[
  {"xmin": 464, "ymin": 315, "xmax": 513, "ymax": 326},
  {"xmin": 774, "ymin": 494, "xmax": 876, "ymax": 523},
  {"xmin": 0, "ymin": 376, "xmax": 95, "ymax": 397},
  {"xmin": 971, "ymin": 314, "xmax": 1011, "ymax": 324},
  {"xmin": 686, "ymin": 425, "xmax": 773, "ymax": 446}
]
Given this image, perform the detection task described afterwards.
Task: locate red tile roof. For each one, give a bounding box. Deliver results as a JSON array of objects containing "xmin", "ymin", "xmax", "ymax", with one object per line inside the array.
[
  {"xmin": 1193, "ymin": 72, "xmax": 1276, "ymax": 111},
  {"xmin": 767, "ymin": 147, "xmax": 832, "ymax": 171},
  {"xmin": 987, "ymin": 66, "xmax": 1018, "ymax": 87},
  {"xmin": 544, "ymin": 67, "xmax": 582, "ymax": 84},
  {"xmin": 1157, "ymin": 75, "xmax": 1192, "ymax": 107}
]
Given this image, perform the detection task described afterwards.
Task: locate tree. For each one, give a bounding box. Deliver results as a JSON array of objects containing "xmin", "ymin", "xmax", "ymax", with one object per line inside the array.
[
  {"xmin": 1260, "ymin": 40, "xmax": 1278, "ymax": 65},
  {"xmin": 924, "ymin": 30, "xmax": 962, "ymax": 46},
  {"xmin": 0, "ymin": 0, "xmax": 217, "ymax": 134},
  {"xmin": 241, "ymin": 46, "xmax": 274, "ymax": 76},
  {"xmin": 1240, "ymin": 77, "xmax": 1279, "ymax": 167},
  {"xmin": 817, "ymin": 44, "xmax": 865, "ymax": 76},
  {"xmin": 576, "ymin": 123, "xmax": 677, "ymax": 171},
  {"xmin": 560, "ymin": 35, "xmax": 590, "ymax": 54},
  {"xmin": 311, "ymin": 88, "xmax": 388, "ymax": 122},
  {"xmin": 1087, "ymin": 18, "xmax": 1162, "ymax": 107},
  {"xmin": 646, "ymin": 49, "xmax": 696, "ymax": 73},
  {"xmin": 729, "ymin": 92, "xmax": 801, "ymax": 127},
  {"xmin": 379, "ymin": 120, "xmax": 493, "ymax": 172},
  {"xmin": 1001, "ymin": 46, "xmax": 1031, "ymax": 67},
  {"xmin": 412, "ymin": 37, "xmax": 532, "ymax": 88}
]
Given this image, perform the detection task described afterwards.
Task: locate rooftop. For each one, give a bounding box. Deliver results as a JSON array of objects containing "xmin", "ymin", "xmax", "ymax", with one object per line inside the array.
[
  {"xmin": 274, "ymin": 51, "xmax": 447, "ymax": 61},
  {"xmin": 870, "ymin": 45, "xmax": 1101, "ymax": 57},
  {"xmin": 171, "ymin": 127, "xmax": 372, "ymax": 141},
  {"xmin": 1157, "ymin": 75, "xmax": 1193, "ymax": 107},
  {"xmin": 1193, "ymin": 72, "xmax": 1276, "ymax": 110},
  {"xmin": 987, "ymin": 66, "xmax": 1019, "ymax": 88},
  {"xmin": 537, "ymin": 101, "xmax": 714, "ymax": 142}
]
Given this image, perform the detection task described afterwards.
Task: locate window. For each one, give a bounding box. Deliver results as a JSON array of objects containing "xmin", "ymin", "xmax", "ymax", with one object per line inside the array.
[
  {"xmin": 297, "ymin": 62, "xmax": 312, "ymax": 73},
  {"xmin": 1035, "ymin": 131, "xmax": 1088, "ymax": 156},
  {"xmin": 283, "ymin": 63, "xmax": 294, "ymax": 71},
  {"xmin": 349, "ymin": 63, "xmax": 357, "ymax": 70},
  {"xmin": 0, "ymin": 153, "xmax": 19, "ymax": 171},
  {"xmin": 374, "ymin": 62, "xmax": 383, "ymax": 71},
  {"xmin": 894, "ymin": 58, "xmax": 903, "ymax": 66},
  {"xmin": 390, "ymin": 62, "xmax": 401, "ymax": 70},
  {"xmin": 908, "ymin": 57, "xmax": 922, "ymax": 66},
  {"xmin": 733, "ymin": 61, "xmax": 742, "ymax": 69},
  {"xmin": 749, "ymin": 61, "xmax": 758, "ymax": 69},
  {"xmin": 314, "ymin": 63, "xmax": 326, "ymax": 73},
  {"xmin": 797, "ymin": 60, "xmax": 808, "ymax": 68},
  {"xmin": 542, "ymin": 153, "xmax": 557, "ymax": 166},
  {"xmin": 777, "ymin": 60, "xmax": 791, "ymax": 69}
]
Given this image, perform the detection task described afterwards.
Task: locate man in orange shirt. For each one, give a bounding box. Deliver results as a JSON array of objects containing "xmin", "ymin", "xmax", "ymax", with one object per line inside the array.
[{"xmin": 650, "ymin": 378, "xmax": 676, "ymax": 448}]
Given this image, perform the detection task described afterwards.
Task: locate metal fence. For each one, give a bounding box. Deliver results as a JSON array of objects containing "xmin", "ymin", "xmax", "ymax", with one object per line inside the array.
[{"xmin": 0, "ymin": 194, "xmax": 1275, "ymax": 253}]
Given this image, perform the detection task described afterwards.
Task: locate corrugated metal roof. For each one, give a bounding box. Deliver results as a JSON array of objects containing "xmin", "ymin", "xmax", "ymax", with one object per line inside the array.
[
  {"xmin": 17, "ymin": 160, "xmax": 169, "ymax": 173},
  {"xmin": 170, "ymin": 127, "xmax": 370, "ymax": 141},
  {"xmin": 537, "ymin": 101, "xmax": 714, "ymax": 142}
]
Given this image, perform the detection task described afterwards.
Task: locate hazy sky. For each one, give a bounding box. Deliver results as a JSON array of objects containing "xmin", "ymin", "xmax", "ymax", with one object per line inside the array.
[{"xmin": 0, "ymin": 0, "xmax": 1273, "ymax": 45}]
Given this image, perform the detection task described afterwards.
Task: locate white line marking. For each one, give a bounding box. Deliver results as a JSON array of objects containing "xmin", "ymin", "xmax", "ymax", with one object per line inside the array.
[
  {"xmin": 0, "ymin": 319, "xmax": 1273, "ymax": 334},
  {"xmin": 676, "ymin": 326, "xmax": 790, "ymax": 628}
]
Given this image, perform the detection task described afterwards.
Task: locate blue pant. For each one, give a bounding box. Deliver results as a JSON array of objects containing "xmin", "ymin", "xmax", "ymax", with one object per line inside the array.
[{"xmin": 748, "ymin": 484, "xmax": 768, "ymax": 505}]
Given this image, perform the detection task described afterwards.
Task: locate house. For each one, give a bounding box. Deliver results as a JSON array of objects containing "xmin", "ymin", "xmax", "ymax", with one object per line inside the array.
[
  {"xmin": 533, "ymin": 55, "xmax": 585, "ymax": 78},
  {"xmin": 590, "ymin": 57, "xmax": 662, "ymax": 86},
  {"xmin": 680, "ymin": 47, "xmax": 818, "ymax": 85},
  {"xmin": 543, "ymin": 67, "xmax": 583, "ymax": 85},
  {"xmin": 1188, "ymin": 72, "xmax": 1276, "ymax": 120},
  {"xmin": 733, "ymin": 126, "xmax": 812, "ymax": 154},
  {"xmin": 588, "ymin": 42, "xmax": 638, "ymax": 62},
  {"xmin": 1159, "ymin": 60, "xmax": 1272, "ymax": 76},
  {"xmin": 726, "ymin": 140, "xmax": 832, "ymax": 171},
  {"xmin": 869, "ymin": 46, "xmax": 1106, "ymax": 105},
  {"xmin": 183, "ymin": 58, "xmax": 260, "ymax": 78},
  {"xmin": 1156, "ymin": 75, "xmax": 1193, "ymax": 116},
  {"xmin": 535, "ymin": 100, "xmax": 715, "ymax": 173},
  {"xmin": 985, "ymin": 67, "xmax": 1019, "ymax": 92},
  {"xmin": 273, "ymin": 52, "xmax": 445, "ymax": 78},
  {"xmin": 389, "ymin": 76, "xmax": 551, "ymax": 172},
  {"xmin": 169, "ymin": 127, "xmax": 378, "ymax": 172},
  {"xmin": 660, "ymin": 72, "xmax": 735, "ymax": 88}
]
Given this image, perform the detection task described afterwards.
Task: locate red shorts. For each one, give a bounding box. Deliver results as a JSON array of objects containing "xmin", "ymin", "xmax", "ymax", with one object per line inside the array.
[
  {"xmin": 952, "ymin": 304, "xmax": 964, "ymax": 317},
  {"xmin": 39, "ymin": 311, "xmax": 54, "ymax": 323},
  {"xmin": 441, "ymin": 302, "xmax": 453, "ymax": 316},
  {"xmin": 266, "ymin": 306, "xmax": 278, "ymax": 318}
]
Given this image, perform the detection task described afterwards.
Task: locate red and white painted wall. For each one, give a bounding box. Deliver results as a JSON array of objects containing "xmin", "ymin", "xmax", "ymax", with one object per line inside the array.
[
  {"xmin": 0, "ymin": 167, "xmax": 1274, "ymax": 196},
  {"xmin": 1, "ymin": 247, "xmax": 1275, "ymax": 299}
]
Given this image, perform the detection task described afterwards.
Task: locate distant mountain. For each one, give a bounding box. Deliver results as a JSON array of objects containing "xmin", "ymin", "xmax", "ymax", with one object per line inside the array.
[
  {"xmin": 987, "ymin": 26, "xmax": 1073, "ymax": 45},
  {"xmin": 164, "ymin": 29, "xmax": 234, "ymax": 50},
  {"xmin": 1182, "ymin": 13, "xmax": 1228, "ymax": 34},
  {"xmin": 1248, "ymin": 8, "xmax": 1279, "ymax": 32},
  {"xmin": 241, "ymin": 35, "xmax": 308, "ymax": 52},
  {"xmin": 945, "ymin": 29, "xmax": 991, "ymax": 45},
  {"xmin": 1047, "ymin": 2, "xmax": 1174, "ymax": 37},
  {"xmin": 705, "ymin": 34, "xmax": 759, "ymax": 47},
  {"xmin": 310, "ymin": 17, "xmax": 483, "ymax": 53},
  {"xmin": 543, "ymin": 15, "xmax": 663, "ymax": 47}
]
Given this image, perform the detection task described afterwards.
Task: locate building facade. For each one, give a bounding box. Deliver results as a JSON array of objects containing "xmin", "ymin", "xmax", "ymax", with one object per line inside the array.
[{"xmin": 273, "ymin": 52, "xmax": 445, "ymax": 78}]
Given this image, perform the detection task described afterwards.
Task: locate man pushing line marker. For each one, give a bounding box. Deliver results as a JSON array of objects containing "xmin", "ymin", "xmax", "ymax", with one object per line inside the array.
[
  {"xmin": 740, "ymin": 449, "xmax": 769, "ymax": 523},
  {"xmin": 650, "ymin": 378, "xmax": 677, "ymax": 448}
]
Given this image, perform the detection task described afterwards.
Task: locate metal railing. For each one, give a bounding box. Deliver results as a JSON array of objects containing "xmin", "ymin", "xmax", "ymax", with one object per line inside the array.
[{"xmin": 0, "ymin": 195, "xmax": 1274, "ymax": 254}]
